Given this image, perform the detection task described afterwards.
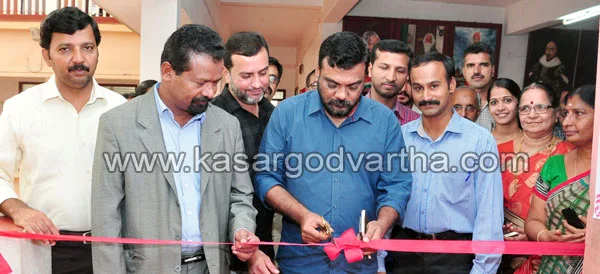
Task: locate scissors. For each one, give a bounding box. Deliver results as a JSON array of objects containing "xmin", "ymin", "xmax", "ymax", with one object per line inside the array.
[{"xmin": 321, "ymin": 216, "xmax": 337, "ymax": 247}]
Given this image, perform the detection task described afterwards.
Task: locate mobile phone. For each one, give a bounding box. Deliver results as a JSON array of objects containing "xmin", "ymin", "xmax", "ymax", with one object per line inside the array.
[
  {"xmin": 561, "ymin": 208, "xmax": 586, "ymax": 229},
  {"xmin": 504, "ymin": 231, "xmax": 519, "ymax": 237}
]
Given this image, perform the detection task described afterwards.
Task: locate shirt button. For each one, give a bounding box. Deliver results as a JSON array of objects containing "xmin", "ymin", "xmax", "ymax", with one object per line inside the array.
[
  {"xmin": 333, "ymin": 205, "xmax": 337, "ymax": 209},
  {"xmin": 423, "ymin": 189, "xmax": 428, "ymax": 193},
  {"xmin": 174, "ymin": 265, "xmax": 181, "ymax": 272}
]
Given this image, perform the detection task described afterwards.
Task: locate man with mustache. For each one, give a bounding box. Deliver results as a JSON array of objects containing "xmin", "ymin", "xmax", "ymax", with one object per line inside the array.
[
  {"xmin": 462, "ymin": 42, "xmax": 495, "ymax": 131},
  {"xmin": 392, "ymin": 52, "xmax": 503, "ymax": 274},
  {"xmin": 211, "ymin": 31, "xmax": 278, "ymax": 273},
  {"xmin": 0, "ymin": 7, "xmax": 126, "ymax": 273},
  {"xmin": 366, "ymin": 39, "xmax": 419, "ymax": 125},
  {"xmin": 92, "ymin": 24, "xmax": 264, "ymax": 274},
  {"xmin": 398, "ymin": 82, "xmax": 421, "ymax": 114},
  {"xmin": 255, "ymin": 31, "xmax": 412, "ymax": 273}
]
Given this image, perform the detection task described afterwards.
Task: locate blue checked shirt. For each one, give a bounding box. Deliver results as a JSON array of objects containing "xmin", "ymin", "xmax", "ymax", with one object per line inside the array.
[{"xmin": 401, "ymin": 111, "xmax": 503, "ymax": 274}]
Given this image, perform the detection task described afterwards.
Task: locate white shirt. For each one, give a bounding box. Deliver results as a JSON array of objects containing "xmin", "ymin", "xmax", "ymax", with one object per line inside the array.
[{"xmin": 0, "ymin": 76, "xmax": 126, "ymax": 231}]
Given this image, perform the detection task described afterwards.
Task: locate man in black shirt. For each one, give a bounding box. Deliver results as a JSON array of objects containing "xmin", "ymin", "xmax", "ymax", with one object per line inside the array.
[{"xmin": 211, "ymin": 31, "xmax": 277, "ymax": 273}]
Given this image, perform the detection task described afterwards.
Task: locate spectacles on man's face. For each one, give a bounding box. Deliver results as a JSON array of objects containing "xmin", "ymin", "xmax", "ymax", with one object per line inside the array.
[
  {"xmin": 308, "ymin": 81, "xmax": 318, "ymax": 89},
  {"xmin": 453, "ymin": 104, "xmax": 478, "ymax": 113},
  {"xmin": 269, "ymin": 75, "xmax": 280, "ymax": 84},
  {"xmin": 518, "ymin": 104, "xmax": 553, "ymax": 115}
]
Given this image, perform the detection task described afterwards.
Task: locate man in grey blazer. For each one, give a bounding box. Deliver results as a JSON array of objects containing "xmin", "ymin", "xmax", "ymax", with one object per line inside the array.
[{"xmin": 91, "ymin": 24, "xmax": 263, "ymax": 274}]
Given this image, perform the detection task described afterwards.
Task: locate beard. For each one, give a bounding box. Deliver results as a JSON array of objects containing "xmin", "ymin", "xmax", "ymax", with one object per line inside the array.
[
  {"xmin": 373, "ymin": 83, "xmax": 400, "ymax": 99},
  {"xmin": 319, "ymin": 88, "xmax": 360, "ymax": 118},
  {"xmin": 397, "ymin": 90, "xmax": 413, "ymax": 106},
  {"xmin": 186, "ymin": 96, "xmax": 211, "ymax": 115},
  {"xmin": 230, "ymin": 82, "xmax": 264, "ymax": 105}
]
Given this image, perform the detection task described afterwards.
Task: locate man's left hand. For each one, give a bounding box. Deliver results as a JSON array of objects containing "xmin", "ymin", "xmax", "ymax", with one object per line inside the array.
[
  {"xmin": 361, "ymin": 220, "xmax": 387, "ymax": 256},
  {"xmin": 248, "ymin": 250, "xmax": 279, "ymax": 274},
  {"xmin": 232, "ymin": 229, "xmax": 260, "ymax": 261}
]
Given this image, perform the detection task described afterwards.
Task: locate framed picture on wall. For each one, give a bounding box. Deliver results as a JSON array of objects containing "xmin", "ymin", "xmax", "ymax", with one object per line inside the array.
[{"xmin": 452, "ymin": 26, "xmax": 500, "ymax": 85}]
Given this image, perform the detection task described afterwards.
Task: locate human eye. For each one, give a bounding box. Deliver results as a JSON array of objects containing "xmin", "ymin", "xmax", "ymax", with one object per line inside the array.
[
  {"xmin": 489, "ymin": 99, "xmax": 498, "ymax": 106},
  {"xmin": 453, "ymin": 104, "xmax": 463, "ymax": 110},
  {"xmin": 518, "ymin": 106, "xmax": 530, "ymax": 113},
  {"xmin": 503, "ymin": 97, "xmax": 513, "ymax": 104},
  {"xmin": 327, "ymin": 82, "xmax": 337, "ymax": 89}
]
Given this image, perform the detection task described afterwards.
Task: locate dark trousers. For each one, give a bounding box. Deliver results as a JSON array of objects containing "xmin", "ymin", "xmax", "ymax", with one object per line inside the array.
[
  {"xmin": 51, "ymin": 242, "xmax": 93, "ymax": 274},
  {"xmin": 230, "ymin": 195, "xmax": 274, "ymax": 271},
  {"xmin": 391, "ymin": 227, "xmax": 474, "ymax": 274}
]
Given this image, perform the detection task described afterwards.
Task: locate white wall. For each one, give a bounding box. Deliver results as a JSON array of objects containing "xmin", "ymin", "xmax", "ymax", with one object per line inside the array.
[{"xmin": 347, "ymin": 0, "xmax": 529, "ymax": 87}]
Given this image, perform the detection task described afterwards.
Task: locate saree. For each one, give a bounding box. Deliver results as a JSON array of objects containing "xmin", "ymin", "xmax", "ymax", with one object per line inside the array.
[{"xmin": 533, "ymin": 155, "xmax": 590, "ymax": 274}]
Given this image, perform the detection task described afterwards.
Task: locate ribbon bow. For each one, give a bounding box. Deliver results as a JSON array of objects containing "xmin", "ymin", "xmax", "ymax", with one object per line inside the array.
[{"xmin": 323, "ymin": 228, "xmax": 367, "ymax": 263}]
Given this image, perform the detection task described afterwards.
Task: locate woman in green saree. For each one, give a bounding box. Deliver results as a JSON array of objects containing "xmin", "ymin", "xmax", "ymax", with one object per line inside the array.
[{"xmin": 524, "ymin": 84, "xmax": 595, "ymax": 274}]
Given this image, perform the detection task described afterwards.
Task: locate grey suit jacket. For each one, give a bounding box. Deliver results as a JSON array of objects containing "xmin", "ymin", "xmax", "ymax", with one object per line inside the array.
[{"xmin": 91, "ymin": 92, "xmax": 257, "ymax": 274}]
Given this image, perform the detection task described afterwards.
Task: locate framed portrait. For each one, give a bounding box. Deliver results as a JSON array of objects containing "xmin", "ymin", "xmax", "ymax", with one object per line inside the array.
[{"xmin": 452, "ymin": 25, "xmax": 501, "ymax": 85}]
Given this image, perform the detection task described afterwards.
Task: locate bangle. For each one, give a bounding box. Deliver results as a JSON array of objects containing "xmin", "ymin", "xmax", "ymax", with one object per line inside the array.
[{"xmin": 536, "ymin": 230, "xmax": 548, "ymax": 242}]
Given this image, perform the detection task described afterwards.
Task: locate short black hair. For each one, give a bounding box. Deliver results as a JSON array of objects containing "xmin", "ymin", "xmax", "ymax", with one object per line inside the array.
[
  {"xmin": 566, "ymin": 84, "xmax": 595, "ymax": 109},
  {"xmin": 318, "ymin": 31, "xmax": 368, "ymax": 70},
  {"xmin": 370, "ymin": 39, "xmax": 413, "ymax": 65},
  {"xmin": 160, "ymin": 24, "xmax": 225, "ymax": 75},
  {"xmin": 40, "ymin": 7, "xmax": 101, "ymax": 50},
  {"xmin": 463, "ymin": 42, "xmax": 495, "ymax": 65},
  {"xmin": 123, "ymin": 93, "xmax": 136, "ymax": 99},
  {"xmin": 135, "ymin": 79, "xmax": 157, "ymax": 95},
  {"xmin": 522, "ymin": 81, "xmax": 560, "ymax": 108},
  {"xmin": 224, "ymin": 31, "xmax": 269, "ymax": 70},
  {"xmin": 305, "ymin": 69, "xmax": 316, "ymax": 87},
  {"xmin": 269, "ymin": 56, "xmax": 283, "ymax": 78},
  {"xmin": 409, "ymin": 52, "xmax": 455, "ymax": 84}
]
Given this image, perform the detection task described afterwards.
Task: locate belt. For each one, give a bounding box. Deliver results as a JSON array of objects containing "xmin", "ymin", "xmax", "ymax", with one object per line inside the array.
[
  {"xmin": 182, "ymin": 251, "xmax": 206, "ymax": 265},
  {"xmin": 405, "ymin": 228, "xmax": 472, "ymax": 241},
  {"xmin": 55, "ymin": 230, "xmax": 92, "ymax": 246}
]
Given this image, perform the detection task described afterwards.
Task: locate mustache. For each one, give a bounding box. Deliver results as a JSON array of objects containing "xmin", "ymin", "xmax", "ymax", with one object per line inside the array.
[
  {"xmin": 471, "ymin": 73, "xmax": 483, "ymax": 79},
  {"xmin": 191, "ymin": 96, "xmax": 210, "ymax": 105},
  {"xmin": 418, "ymin": 100, "xmax": 441, "ymax": 106},
  {"xmin": 328, "ymin": 99, "xmax": 351, "ymax": 108},
  {"xmin": 68, "ymin": 64, "xmax": 90, "ymax": 72},
  {"xmin": 398, "ymin": 90, "xmax": 409, "ymax": 97}
]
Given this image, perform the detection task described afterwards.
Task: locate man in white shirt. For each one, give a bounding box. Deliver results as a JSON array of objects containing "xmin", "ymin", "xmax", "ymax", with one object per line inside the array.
[{"xmin": 0, "ymin": 7, "xmax": 125, "ymax": 274}]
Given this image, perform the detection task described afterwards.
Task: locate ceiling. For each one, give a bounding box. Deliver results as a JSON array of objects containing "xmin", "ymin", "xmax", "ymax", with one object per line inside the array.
[
  {"xmin": 413, "ymin": 0, "xmax": 522, "ymax": 7},
  {"xmin": 221, "ymin": 2, "xmax": 321, "ymax": 47}
]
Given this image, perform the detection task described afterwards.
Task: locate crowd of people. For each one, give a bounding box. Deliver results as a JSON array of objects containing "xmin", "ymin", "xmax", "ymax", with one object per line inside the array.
[{"xmin": 0, "ymin": 7, "xmax": 595, "ymax": 274}]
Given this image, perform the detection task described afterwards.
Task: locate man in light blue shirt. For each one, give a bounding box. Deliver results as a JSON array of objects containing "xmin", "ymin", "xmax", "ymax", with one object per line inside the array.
[{"xmin": 391, "ymin": 52, "xmax": 503, "ymax": 274}]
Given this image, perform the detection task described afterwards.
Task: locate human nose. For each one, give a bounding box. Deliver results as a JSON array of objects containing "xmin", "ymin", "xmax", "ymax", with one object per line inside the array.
[
  {"xmin": 72, "ymin": 48, "xmax": 84, "ymax": 63},
  {"xmin": 251, "ymin": 74, "xmax": 265, "ymax": 89}
]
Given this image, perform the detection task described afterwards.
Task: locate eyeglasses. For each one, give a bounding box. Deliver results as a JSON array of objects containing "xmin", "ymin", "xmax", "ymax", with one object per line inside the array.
[
  {"xmin": 269, "ymin": 75, "xmax": 280, "ymax": 84},
  {"xmin": 308, "ymin": 81, "xmax": 318, "ymax": 89},
  {"xmin": 518, "ymin": 104, "xmax": 553, "ymax": 115},
  {"xmin": 453, "ymin": 104, "xmax": 478, "ymax": 113}
]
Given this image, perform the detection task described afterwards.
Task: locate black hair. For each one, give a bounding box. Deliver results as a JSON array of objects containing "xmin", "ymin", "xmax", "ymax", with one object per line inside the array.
[
  {"xmin": 160, "ymin": 24, "xmax": 225, "ymax": 75},
  {"xmin": 565, "ymin": 84, "xmax": 596, "ymax": 109},
  {"xmin": 123, "ymin": 93, "xmax": 136, "ymax": 99},
  {"xmin": 224, "ymin": 31, "xmax": 269, "ymax": 70},
  {"xmin": 135, "ymin": 79, "xmax": 157, "ymax": 95},
  {"xmin": 318, "ymin": 31, "xmax": 368, "ymax": 70},
  {"xmin": 269, "ymin": 56, "xmax": 283, "ymax": 78},
  {"xmin": 409, "ymin": 52, "xmax": 455, "ymax": 84},
  {"xmin": 305, "ymin": 69, "xmax": 316, "ymax": 87},
  {"xmin": 370, "ymin": 39, "xmax": 413, "ymax": 65},
  {"xmin": 522, "ymin": 81, "xmax": 559, "ymax": 108},
  {"xmin": 463, "ymin": 42, "xmax": 495, "ymax": 65},
  {"xmin": 40, "ymin": 7, "xmax": 101, "ymax": 50},
  {"xmin": 489, "ymin": 78, "xmax": 521, "ymax": 103}
]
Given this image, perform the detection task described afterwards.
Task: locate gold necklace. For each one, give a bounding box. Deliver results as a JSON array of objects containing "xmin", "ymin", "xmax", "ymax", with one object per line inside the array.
[{"xmin": 510, "ymin": 135, "xmax": 557, "ymax": 181}]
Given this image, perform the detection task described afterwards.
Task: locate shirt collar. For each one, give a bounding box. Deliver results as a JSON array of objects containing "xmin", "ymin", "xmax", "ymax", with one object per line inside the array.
[
  {"xmin": 154, "ymin": 83, "xmax": 206, "ymax": 124},
  {"xmin": 409, "ymin": 109, "xmax": 463, "ymax": 137},
  {"xmin": 219, "ymin": 84, "xmax": 243, "ymax": 112},
  {"xmin": 307, "ymin": 90, "xmax": 372, "ymax": 124},
  {"xmin": 42, "ymin": 75, "xmax": 106, "ymax": 103},
  {"xmin": 364, "ymin": 90, "xmax": 409, "ymax": 119}
]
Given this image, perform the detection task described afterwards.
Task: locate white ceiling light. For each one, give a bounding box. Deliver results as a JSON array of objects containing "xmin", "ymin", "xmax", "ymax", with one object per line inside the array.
[{"xmin": 559, "ymin": 4, "xmax": 600, "ymax": 25}]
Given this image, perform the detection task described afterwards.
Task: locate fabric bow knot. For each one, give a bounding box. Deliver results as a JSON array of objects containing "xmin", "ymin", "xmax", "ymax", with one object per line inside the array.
[{"xmin": 323, "ymin": 228, "xmax": 366, "ymax": 263}]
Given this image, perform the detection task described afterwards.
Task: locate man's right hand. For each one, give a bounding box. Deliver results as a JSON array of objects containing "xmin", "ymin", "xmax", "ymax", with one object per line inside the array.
[
  {"xmin": 1, "ymin": 198, "xmax": 58, "ymax": 245},
  {"xmin": 299, "ymin": 211, "xmax": 329, "ymax": 244}
]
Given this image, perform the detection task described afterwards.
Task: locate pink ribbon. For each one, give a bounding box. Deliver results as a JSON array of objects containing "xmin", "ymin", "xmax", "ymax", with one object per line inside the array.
[
  {"xmin": 0, "ymin": 253, "xmax": 11, "ymax": 274},
  {"xmin": 323, "ymin": 228, "xmax": 365, "ymax": 263}
]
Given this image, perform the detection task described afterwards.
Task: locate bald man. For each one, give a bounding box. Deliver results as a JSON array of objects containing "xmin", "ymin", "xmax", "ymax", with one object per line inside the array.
[{"xmin": 452, "ymin": 86, "xmax": 481, "ymax": 122}]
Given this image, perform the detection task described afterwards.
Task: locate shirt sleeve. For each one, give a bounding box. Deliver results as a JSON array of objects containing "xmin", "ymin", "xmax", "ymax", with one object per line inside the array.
[
  {"xmin": 470, "ymin": 134, "xmax": 503, "ymax": 274},
  {"xmin": 255, "ymin": 106, "xmax": 287, "ymax": 207},
  {"xmin": 376, "ymin": 114, "xmax": 412, "ymax": 222},
  {"xmin": 0, "ymin": 101, "xmax": 21, "ymax": 207},
  {"xmin": 533, "ymin": 155, "xmax": 559, "ymax": 201}
]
